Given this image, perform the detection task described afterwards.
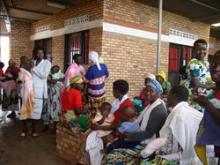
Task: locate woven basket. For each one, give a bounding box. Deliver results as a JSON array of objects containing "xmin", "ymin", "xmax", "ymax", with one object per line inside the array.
[{"xmin": 56, "ymin": 122, "xmax": 86, "ymax": 165}]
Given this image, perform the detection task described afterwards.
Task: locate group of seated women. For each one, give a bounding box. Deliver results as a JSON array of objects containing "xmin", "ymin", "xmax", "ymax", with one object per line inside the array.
[
  {"xmin": 61, "ymin": 73, "xmax": 205, "ymax": 165},
  {"xmin": 60, "ymin": 47, "xmax": 220, "ymax": 165}
]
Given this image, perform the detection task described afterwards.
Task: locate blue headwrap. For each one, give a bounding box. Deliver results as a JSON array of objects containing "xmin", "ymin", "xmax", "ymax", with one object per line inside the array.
[{"xmin": 147, "ymin": 79, "xmax": 163, "ymax": 95}]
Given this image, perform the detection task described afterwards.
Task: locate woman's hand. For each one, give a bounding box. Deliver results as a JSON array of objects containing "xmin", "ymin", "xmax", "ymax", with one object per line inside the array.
[
  {"xmin": 90, "ymin": 123, "xmax": 99, "ymax": 130},
  {"xmin": 31, "ymin": 60, "xmax": 35, "ymax": 68},
  {"xmin": 122, "ymin": 132, "xmax": 129, "ymax": 139},
  {"xmin": 115, "ymin": 131, "xmax": 125, "ymax": 139},
  {"xmin": 195, "ymin": 95, "xmax": 212, "ymax": 108},
  {"xmin": 97, "ymin": 118, "xmax": 105, "ymax": 125}
]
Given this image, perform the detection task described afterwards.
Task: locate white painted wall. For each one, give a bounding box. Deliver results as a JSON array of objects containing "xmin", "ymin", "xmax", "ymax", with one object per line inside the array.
[{"xmin": 0, "ymin": 36, "xmax": 10, "ymax": 71}]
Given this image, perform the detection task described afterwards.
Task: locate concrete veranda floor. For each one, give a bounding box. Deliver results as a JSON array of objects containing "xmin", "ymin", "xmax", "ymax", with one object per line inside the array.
[{"xmin": 0, "ymin": 109, "xmax": 70, "ymax": 165}]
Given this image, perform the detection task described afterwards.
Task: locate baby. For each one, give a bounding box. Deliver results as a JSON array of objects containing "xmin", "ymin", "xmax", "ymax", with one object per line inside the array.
[
  {"xmin": 118, "ymin": 106, "xmax": 140, "ymax": 134},
  {"xmin": 91, "ymin": 102, "xmax": 115, "ymax": 138},
  {"xmin": 103, "ymin": 106, "xmax": 140, "ymax": 153},
  {"xmin": 48, "ymin": 65, "xmax": 64, "ymax": 88}
]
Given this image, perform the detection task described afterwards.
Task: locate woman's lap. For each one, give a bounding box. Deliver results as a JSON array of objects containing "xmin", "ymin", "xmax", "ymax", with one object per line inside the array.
[
  {"xmin": 102, "ymin": 144, "xmax": 179, "ymax": 165},
  {"xmin": 102, "ymin": 144, "xmax": 145, "ymax": 164},
  {"xmin": 105, "ymin": 139, "xmax": 141, "ymax": 153}
]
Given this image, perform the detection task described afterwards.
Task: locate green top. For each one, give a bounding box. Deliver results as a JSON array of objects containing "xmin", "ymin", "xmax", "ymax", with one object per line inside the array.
[{"xmin": 162, "ymin": 81, "xmax": 172, "ymax": 94}]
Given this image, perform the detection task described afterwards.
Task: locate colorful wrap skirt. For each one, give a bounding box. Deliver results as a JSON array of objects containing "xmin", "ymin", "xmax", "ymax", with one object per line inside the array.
[{"xmin": 102, "ymin": 144, "xmax": 179, "ymax": 165}]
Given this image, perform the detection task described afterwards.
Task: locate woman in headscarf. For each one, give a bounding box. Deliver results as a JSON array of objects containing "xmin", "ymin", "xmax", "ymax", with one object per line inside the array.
[
  {"xmin": 85, "ymin": 51, "xmax": 109, "ymax": 112},
  {"xmin": 156, "ymin": 70, "xmax": 172, "ymax": 95},
  {"xmin": 139, "ymin": 73, "xmax": 156, "ymax": 108},
  {"xmin": 61, "ymin": 76, "xmax": 88, "ymax": 121},
  {"xmin": 141, "ymin": 86, "xmax": 202, "ymax": 165},
  {"xmin": 102, "ymin": 79, "xmax": 167, "ymax": 164}
]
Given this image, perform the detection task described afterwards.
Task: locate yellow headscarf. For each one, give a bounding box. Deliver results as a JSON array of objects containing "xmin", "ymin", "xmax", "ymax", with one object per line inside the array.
[
  {"xmin": 70, "ymin": 76, "xmax": 84, "ymax": 85},
  {"xmin": 156, "ymin": 70, "xmax": 168, "ymax": 81}
]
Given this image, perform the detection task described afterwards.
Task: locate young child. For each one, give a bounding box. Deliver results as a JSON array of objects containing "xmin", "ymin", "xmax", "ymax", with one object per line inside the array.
[
  {"xmin": 118, "ymin": 106, "xmax": 140, "ymax": 134},
  {"xmin": 91, "ymin": 102, "xmax": 114, "ymax": 138},
  {"xmin": 103, "ymin": 106, "xmax": 140, "ymax": 153},
  {"xmin": 17, "ymin": 56, "xmax": 35, "ymax": 137},
  {"xmin": 49, "ymin": 65, "xmax": 64, "ymax": 88}
]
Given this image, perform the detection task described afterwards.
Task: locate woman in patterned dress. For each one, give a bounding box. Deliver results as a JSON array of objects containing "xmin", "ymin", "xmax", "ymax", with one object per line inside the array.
[
  {"xmin": 42, "ymin": 65, "xmax": 64, "ymax": 132},
  {"xmin": 183, "ymin": 39, "xmax": 215, "ymax": 112}
]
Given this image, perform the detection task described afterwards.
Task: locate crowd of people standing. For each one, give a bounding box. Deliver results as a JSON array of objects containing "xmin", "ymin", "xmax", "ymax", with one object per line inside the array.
[{"xmin": 0, "ymin": 38, "xmax": 219, "ymax": 165}]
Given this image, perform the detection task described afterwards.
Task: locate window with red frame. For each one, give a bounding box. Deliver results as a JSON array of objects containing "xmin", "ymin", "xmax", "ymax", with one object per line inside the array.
[
  {"xmin": 64, "ymin": 30, "xmax": 89, "ymax": 71},
  {"xmin": 168, "ymin": 43, "xmax": 192, "ymax": 86},
  {"xmin": 168, "ymin": 43, "xmax": 192, "ymax": 72}
]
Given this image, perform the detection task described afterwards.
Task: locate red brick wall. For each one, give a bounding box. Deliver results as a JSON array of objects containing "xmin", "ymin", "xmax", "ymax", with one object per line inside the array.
[
  {"xmin": 30, "ymin": 0, "xmax": 104, "ymax": 70},
  {"xmin": 10, "ymin": 20, "xmax": 32, "ymax": 65},
  {"xmin": 103, "ymin": 0, "xmax": 210, "ymax": 39},
  {"xmin": 101, "ymin": 32, "xmax": 169, "ymax": 100},
  {"xmin": 89, "ymin": 28, "xmax": 103, "ymax": 54},
  {"xmin": 31, "ymin": 0, "xmax": 104, "ymax": 33},
  {"xmin": 52, "ymin": 36, "xmax": 65, "ymax": 69}
]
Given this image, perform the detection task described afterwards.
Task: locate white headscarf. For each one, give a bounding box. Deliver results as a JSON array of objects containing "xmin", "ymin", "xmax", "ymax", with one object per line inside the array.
[
  {"xmin": 89, "ymin": 51, "xmax": 101, "ymax": 70},
  {"xmin": 146, "ymin": 73, "xmax": 156, "ymax": 80}
]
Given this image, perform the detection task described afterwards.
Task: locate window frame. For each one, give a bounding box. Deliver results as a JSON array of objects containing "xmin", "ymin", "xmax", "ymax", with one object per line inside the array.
[{"xmin": 64, "ymin": 30, "xmax": 89, "ymax": 71}]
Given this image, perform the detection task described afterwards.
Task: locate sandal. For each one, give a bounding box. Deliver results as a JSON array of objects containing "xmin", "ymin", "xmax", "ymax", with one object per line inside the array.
[
  {"xmin": 32, "ymin": 133, "xmax": 38, "ymax": 137},
  {"xmin": 20, "ymin": 132, "xmax": 27, "ymax": 137}
]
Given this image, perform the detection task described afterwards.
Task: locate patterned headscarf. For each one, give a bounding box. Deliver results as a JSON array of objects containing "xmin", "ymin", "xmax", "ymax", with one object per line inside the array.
[
  {"xmin": 70, "ymin": 76, "xmax": 84, "ymax": 85},
  {"xmin": 147, "ymin": 79, "xmax": 163, "ymax": 95},
  {"xmin": 156, "ymin": 70, "xmax": 167, "ymax": 81},
  {"xmin": 89, "ymin": 51, "xmax": 101, "ymax": 70}
]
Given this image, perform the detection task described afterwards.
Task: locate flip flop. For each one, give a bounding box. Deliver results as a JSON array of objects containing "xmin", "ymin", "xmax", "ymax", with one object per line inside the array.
[
  {"xmin": 32, "ymin": 133, "xmax": 38, "ymax": 137},
  {"xmin": 20, "ymin": 132, "xmax": 26, "ymax": 137}
]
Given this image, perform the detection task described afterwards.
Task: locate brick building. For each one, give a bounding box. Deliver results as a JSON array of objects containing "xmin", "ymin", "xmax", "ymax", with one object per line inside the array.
[{"xmin": 1, "ymin": 0, "xmax": 220, "ymax": 100}]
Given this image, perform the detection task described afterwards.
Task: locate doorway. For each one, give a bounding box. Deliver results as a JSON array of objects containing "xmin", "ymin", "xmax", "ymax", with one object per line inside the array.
[{"xmin": 34, "ymin": 38, "xmax": 52, "ymax": 61}]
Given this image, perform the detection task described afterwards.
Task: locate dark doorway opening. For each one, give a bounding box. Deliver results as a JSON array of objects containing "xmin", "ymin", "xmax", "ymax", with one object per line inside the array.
[{"xmin": 34, "ymin": 38, "xmax": 52, "ymax": 61}]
